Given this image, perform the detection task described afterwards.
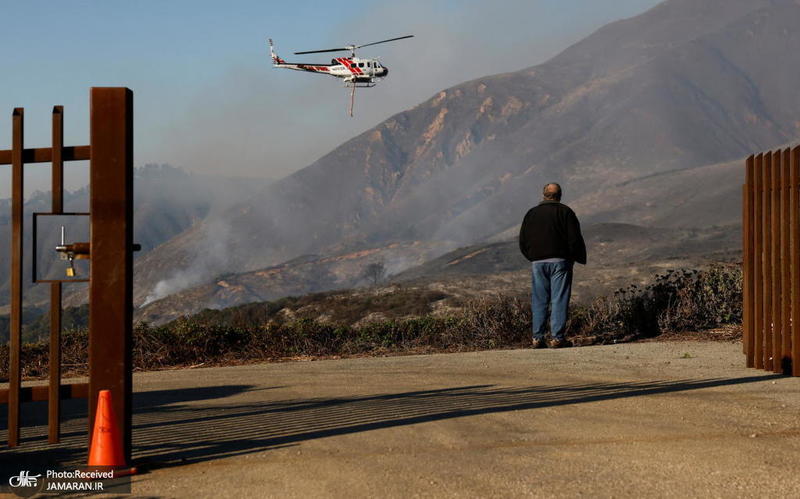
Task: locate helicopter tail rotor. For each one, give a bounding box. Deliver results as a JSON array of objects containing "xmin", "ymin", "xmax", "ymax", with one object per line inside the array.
[{"xmin": 268, "ymin": 38, "xmax": 285, "ymax": 65}]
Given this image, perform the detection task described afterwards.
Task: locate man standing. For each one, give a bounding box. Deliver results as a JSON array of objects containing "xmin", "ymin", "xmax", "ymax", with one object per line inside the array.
[{"xmin": 518, "ymin": 183, "xmax": 586, "ymax": 348}]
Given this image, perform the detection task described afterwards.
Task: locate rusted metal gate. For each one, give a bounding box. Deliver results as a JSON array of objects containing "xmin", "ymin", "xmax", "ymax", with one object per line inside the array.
[
  {"xmin": 742, "ymin": 146, "xmax": 800, "ymax": 376},
  {"xmin": 0, "ymin": 88, "xmax": 135, "ymax": 463}
]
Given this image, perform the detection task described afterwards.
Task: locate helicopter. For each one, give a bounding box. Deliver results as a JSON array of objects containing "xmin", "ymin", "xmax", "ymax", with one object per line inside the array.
[{"xmin": 268, "ymin": 35, "xmax": 414, "ymax": 116}]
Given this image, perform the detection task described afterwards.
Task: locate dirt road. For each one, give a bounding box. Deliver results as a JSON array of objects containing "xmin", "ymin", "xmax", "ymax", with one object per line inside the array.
[{"xmin": 3, "ymin": 341, "xmax": 799, "ymax": 497}]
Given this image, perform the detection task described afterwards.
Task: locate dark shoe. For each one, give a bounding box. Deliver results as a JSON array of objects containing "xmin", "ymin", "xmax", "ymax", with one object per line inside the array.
[
  {"xmin": 547, "ymin": 338, "xmax": 571, "ymax": 349},
  {"xmin": 531, "ymin": 338, "xmax": 547, "ymax": 349}
]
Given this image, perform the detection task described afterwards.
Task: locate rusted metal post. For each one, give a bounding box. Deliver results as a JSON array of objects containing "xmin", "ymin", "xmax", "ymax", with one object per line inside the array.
[
  {"xmin": 49, "ymin": 106, "xmax": 64, "ymax": 443},
  {"xmin": 743, "ymin": 181, "xmax": 748, "ymax": 356},
  {"xmin": 793, "ymin": 147, "xmax": 800, "ymax": 376},
  {"xmin": 8, "ymin": 109, "xmax": 24, "ymax": 447},
  {"xmin": 754, "ymin": 154, "xmax": 764, "ymax": 369},
  {"xmin": 772, "ymin": 151, "xmax": 782, "ymax": 373},
  {"xmin": 743, "ymin": 156, "xmax": 755, "ymax": 366},
  {"xmin": 763, "ymin": 152, "xmax": 773, "ymax": 370},
  {"xmin": 88, "ymin": 88, "xmax": 134, "ymax": 463},
  {"xmin": 781, "ymin": 148, "xmax": 791, "ymax": 373}
]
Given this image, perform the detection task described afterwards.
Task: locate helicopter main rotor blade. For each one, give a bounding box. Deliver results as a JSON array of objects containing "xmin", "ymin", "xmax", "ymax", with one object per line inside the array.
[
  {"xmin": 355, "ymin": 35, "xmax": 414, "ymax": 49},
  {"xmin": 294, "ymin": 47, "xmax": 350, "ymax": 55},
  {"xmin": 294, "ymin": 35, "xmax": 412, "ymax": 55}
]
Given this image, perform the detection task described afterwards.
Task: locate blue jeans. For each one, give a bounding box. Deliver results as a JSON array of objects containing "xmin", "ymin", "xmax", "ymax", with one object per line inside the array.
[{"xmin": 531, "ymin": 261, "xmax": 573, "ymax": 341}]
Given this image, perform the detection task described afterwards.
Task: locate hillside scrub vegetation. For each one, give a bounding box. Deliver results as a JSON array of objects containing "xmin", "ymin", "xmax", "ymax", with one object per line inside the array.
[{"xmin": 0, "ymin": 264, "xmax": 742, "ymax": 381}]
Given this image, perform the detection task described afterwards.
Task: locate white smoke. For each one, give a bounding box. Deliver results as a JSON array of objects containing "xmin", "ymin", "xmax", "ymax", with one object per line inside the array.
[{"xmin": 140, "ymin": 215, "xmax": 233, "ymax": 307}]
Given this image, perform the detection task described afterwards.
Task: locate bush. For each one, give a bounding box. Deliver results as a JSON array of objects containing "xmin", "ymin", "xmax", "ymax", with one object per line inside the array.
[
  {"xmin": 569, "ymin": 264, "xmax": 742, "ymax": 341},
  {"xmin": 656, "ymin": 265, "xmax": 741, "ymax": 331}
]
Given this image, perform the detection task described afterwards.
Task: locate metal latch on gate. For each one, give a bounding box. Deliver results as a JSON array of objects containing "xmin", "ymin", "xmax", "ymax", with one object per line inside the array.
[
  {"xmin": 55, "ymin": 226, "xmax": 90, "ymax": 277},
  {"xmin": 54, "ymin": 225, "xmax": 141, "ymax": 277}
]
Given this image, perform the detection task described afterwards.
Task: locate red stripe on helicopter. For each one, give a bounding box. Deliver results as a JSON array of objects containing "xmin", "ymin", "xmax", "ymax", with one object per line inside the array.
[{"xmin": 338, "ymin": 58, "xmax": 362, "ymax": 75}]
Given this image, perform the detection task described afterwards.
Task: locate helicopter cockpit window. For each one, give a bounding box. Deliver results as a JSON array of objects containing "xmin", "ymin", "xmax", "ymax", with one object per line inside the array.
[{"xmin": 358, "ymin": 62, "xmax": 364, "ymax": 68}]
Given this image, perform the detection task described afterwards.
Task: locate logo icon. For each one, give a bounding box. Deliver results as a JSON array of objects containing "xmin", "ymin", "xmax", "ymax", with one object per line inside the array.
[{"xmin": 8, "ymin": 471, "xmax": 41, "ymax": 488}]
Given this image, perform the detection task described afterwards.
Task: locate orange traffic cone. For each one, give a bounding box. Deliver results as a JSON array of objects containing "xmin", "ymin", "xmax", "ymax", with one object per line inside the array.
[{"xmin": 88, "ymin": 390, "xmax": 126, "ymax": 468}]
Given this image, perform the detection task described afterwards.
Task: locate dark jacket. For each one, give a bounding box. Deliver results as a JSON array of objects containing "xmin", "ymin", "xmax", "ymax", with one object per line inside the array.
[{"xmin": 518, "ymin": 200, "xmax": 587, "ymax": 264}]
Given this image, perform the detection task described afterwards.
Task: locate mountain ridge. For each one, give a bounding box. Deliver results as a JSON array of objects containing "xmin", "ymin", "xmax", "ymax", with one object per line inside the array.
[{"xmin": 128, "ymin": 0, "xmax": 800, "ymax": 304}]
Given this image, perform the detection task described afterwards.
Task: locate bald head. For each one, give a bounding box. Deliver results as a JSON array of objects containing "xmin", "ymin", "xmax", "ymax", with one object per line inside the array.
[{"xmin": 543, "ymin": 183, "xmax": 562, "ymax": 202}]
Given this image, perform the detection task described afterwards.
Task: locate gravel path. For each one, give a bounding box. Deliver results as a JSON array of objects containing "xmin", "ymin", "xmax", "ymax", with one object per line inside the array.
[{"xmin": 2, "ymin": 341, "xmax": 799, "ymax": 498}]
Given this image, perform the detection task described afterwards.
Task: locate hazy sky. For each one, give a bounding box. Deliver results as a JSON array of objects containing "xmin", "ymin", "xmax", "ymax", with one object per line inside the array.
[{"xmin": 0, "ymin": 0, "xmax": 662, "ymax": 197}]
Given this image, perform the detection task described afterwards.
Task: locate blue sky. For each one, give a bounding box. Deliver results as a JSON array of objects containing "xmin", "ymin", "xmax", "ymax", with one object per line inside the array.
[{"xmin": 0, "ymin": 0, "xmax": 662, "ymax": 196}]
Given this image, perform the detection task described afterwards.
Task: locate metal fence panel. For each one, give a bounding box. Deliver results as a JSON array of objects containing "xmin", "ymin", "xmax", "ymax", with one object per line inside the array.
[{"xmin": 744, "ymin": 147, "xmax": 799, "ymax": 375}]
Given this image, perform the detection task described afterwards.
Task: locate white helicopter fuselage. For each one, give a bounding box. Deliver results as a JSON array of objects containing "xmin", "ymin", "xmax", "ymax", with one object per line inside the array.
[
  {"xmin": 274, "ymin": 57, "xmax": 387, "ymax": 84},
  {"xmin": 270, "ymin": 40, "xmax": 387, "ymax": 85}
]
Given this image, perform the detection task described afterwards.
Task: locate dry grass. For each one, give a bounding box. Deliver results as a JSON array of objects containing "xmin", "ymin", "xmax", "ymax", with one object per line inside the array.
[{"xmin": 0, "ymin": 265, "xmax": 742, "ymax": 381}]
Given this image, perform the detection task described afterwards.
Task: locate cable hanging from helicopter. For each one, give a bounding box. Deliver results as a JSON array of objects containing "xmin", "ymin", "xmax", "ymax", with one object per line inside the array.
[{"xmin": 268, "ymin": 35, "xmax": 414, "ymax": 117}]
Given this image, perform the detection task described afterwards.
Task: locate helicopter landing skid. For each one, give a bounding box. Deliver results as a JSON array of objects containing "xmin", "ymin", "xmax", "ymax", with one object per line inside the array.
[{"xmin": 344, "ymin": 82, "xmax": 376, "ymax": 88}]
